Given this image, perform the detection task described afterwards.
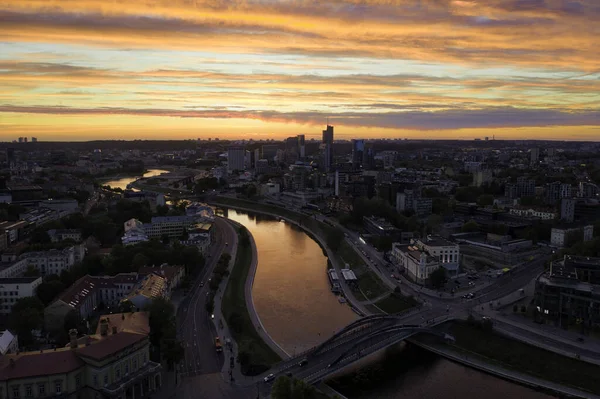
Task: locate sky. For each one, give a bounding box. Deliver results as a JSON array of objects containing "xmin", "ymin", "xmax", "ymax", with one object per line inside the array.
[{"xmin": 1, "ymin": 0, "xmax": 599, "ymax": 141}]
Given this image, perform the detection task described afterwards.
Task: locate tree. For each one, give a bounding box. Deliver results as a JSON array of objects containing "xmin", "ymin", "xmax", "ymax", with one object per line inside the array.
[
  {"xmin": 118, "ymin": 300, "xmax": 135, "ymax": 313},
  {"xmin": 461, "ymin": 220, "xmax": 479, "ymax": 233},
  {"xmin": 36, "ymin": 280, "xmax": 66, "ymax": 306},
  {"xmin": 30, "ymin": 229, "xmax": 51, "ymax": 244},
  {"xmin": 429, "ymin": 267, "xmax": 447, "ymax": 289},
  {"xmin": 132, "ymin": 253, "xmax": 149, "ymax": 270},
  {"xmin": 146, "ymin": 297, "xmax": 175, "ymax": 347},
  {"xmin": 272, "ymin": 376, "xmax": 292, "ymax": 399},
  {"xmin": 161, "ymin": 234, "xmax": 170, "ymax": 245},
  {"xmin": 10, "ymin": 297, "xmax": 44, "ymax": 347},
  {"xmin": 476, "ymin": 194, "xmax": 494, "ymax": 207},
  {"xmin": 23, "ymin": 264, "xmax": 40, "ymax": 277},
  {"xmin": 326, "ymin": 228, "xmax": 344, "ymax": 251}
]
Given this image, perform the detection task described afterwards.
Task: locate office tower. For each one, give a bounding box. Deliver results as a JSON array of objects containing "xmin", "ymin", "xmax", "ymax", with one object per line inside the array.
[
  {"xmin": 297, "ymin": 135, "xmax": 305, "ymax": 158},
  {"xmin": 530, "ymin": 148, "xmax": 539, "ymax": 165},
  {"xmin": 227, "ymin": 146, "xmax": 246, "ymax": 172},
  {"xmin": 352, "ymin": 139, "xmax": 365, "ymax": 170},
  {"xmin": 285, "ymin": 136, "xmax": 298, "ymax": 152},
  {"xmin": 322, "ymin": 125, "xmax": 334, "ymax": 172},
  {"xmin": 18, "ymin": 137, "xmax": 23, "ymax": 143},
  {"xmin": 31, "ymin": 137, "xmax": 38, "ymax": 142}
]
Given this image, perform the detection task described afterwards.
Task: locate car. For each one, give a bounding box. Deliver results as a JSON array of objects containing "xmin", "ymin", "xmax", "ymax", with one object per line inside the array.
[
  {"xmin": 225, "ymin": 242, "xmax": 229, "ymax": 246},
  {"xmin": 577, "ymin": 337, "xmax": 585, "ymax": 343},
  {"xmin": 391, "ymin": 274, "xmax": 396, "ymax": 279},
  {"xmin": 298, "ymin": 359, "xmax": 308, "ymax": 367},
  {"xmin": 200, "ymin": 282, "xmax": 204, "ymax": 287},
  {"xmin": 211, "ymin": 314, "xmax": 215, "ymax": 319},
  {"xmin": 264, "ymin": 374, "xmax": 275, "ymax": 383}
]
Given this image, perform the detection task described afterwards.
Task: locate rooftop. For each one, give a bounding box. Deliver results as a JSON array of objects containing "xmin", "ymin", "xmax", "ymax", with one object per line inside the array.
[
  {"xmin": 419, "ymin": 235, "xmax": 456, "ymax": 247},
  {"xmin": 56, "ymin": 276, "xmax": 96, "ymax": 309},
  {"xmin": 0, "ymin": 277, "xmax": 41, "ymax": 284},
  {"xmin": 0, "ymin": 349, "xmax": 84, "ymax": 381}
]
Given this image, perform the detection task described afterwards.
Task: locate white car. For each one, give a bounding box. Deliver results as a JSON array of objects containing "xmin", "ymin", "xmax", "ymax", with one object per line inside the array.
[{"xmin": 263, "ymin": 374, "xmax": 275, "ymax": 383}]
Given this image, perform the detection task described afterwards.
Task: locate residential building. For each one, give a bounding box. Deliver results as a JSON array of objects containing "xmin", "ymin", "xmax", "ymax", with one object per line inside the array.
[
  {"xmin": 545, "ymin": 181, "xmax": 572, "ymax": 204},
  {"xmin": 0, "ymin": 312, "xmax": 162, "ymax": 399},
  {"xmin": 535, "ymin": 256, "xmax": 600, "ymax": 328},
  {"xmin": 414, "ymin": 236, "xmax": 460, "ymax": 276},
  {"xmin": 140, "ymin": 216, "xmax": 201, "ymax": 238},
  {"xmin": 48, "ymin": 229, "xmax": 82, "ymax": 243},
  {"xmin": 19, "ymin": 245, "xmax": 83, "ymax": 276},
  {"xmin": 561, "ymin": 198, "xmax": 576, "ymax": 222},
  {"xmin": 0, "ymin": 277, "xmax": 42, "ymax": 314},
  {"xmin": 138, "ymin": 265, "xmax": 185, "ymax": 297},
  {"xmin": 227, "ymin": 146, "xmax": 246, "ymax": 172},
  {"xmin": 121, "ymin": 220, "xmax": 149, "ymax": 246},
  {"xmin": 530, "ymin": 147, "xmax": 539, "ymax": 165},
  {"xmin": 579, "ymin": 182, "xmax": 599, "ymax": 199},
  {"xmin": 550, "ymin": 225, "xmax": 593, "ymax": 247},
  {"xmin": 45, "ymin": 273, "xmax": 138, "ymax": 330},
  {"xmin": 0, "ymin": 221, "xmax": 29, "ymax": 248},
  {"xmin": 123, "ymin": 274, "xmax": 167, "ymax": 310},
  {"xmin": 0, "ymin": 331, "xmax": 18, "ymax": 355}
]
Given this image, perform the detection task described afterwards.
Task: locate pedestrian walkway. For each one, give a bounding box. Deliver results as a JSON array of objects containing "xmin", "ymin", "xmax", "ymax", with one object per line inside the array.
[{"xmin": 415, "ymin": 341, "xmax": 600, "ymax": 399}]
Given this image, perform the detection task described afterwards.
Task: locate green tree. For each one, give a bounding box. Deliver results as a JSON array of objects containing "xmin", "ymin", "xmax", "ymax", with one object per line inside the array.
[
  {"xmin": 10, "ymin": 297, "xmax": 44, "ymax": 347},
  {"xmin": 272, "ymin": 376, "xmax": 292, "ymax": 399},
  {"xmin": 118, "ymin": 300, "xmax": 135, "ymax": 313},
  {"xmin": 326, "ymin": 228, "xmax": 344, "ymax": 250},
  {"xmin": 146, "ymin": 297, "xmax": 184, "ymax": 369},
  {"xmin": 161, "ymin": 234, "xmax": 170, "ymax": 245},
  {"xmin": 429, "ymin": 267, "xmax": 447, "ymax": 289},
  {"xmin": 132, "ymin": 253, "xmax": 149, "ymax": 270},
  {"xmin": 36, "ymin": 280, "xmax": 66, "ymax": 306},
  {"xmin": 23, "ymin": 264, "xmax": 40, "ymax": 277},
  {"xmin": 461, "ymin": 220, "xmax": 479, "ymax": 233},
  {"xmin": 476, "ymin": 194, "xmax": 495, "ymax": 207}
]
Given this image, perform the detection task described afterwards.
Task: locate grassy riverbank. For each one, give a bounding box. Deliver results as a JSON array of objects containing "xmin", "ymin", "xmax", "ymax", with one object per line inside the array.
[
  {"xmin": 416, "ymin": 320, "xmax": 600, "ymax": 395},
  {"xmin": 221, "ymin": 225, "xmax": 281, "ymax": 375},
  {"xmin": 213, "ymin": 196, "xmax": 392, "ymax": 301}
]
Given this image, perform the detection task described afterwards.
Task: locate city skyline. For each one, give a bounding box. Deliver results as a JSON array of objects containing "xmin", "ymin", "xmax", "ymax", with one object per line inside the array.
[{"xmin": 1, "ymin": 0, "xmax": 599, "ymax": 141}]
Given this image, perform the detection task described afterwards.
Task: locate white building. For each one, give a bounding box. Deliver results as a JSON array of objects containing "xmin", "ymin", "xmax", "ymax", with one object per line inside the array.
[
  {"xmin": 0, "ymin": 277, "xmax": 42, "ymax": 314},
  {"xmin": 47, "ymin": 229, "xmax": 82, "ymax": 243},
  {"xmin": 143, "ymin": 216, "xmax": 200, "ymax": 238},
  {"xmin": 0, "ymin": 331, "xmax": 18, "ymax": 355},
  {"xmin": 415, "ymin": 236, "xmax": 460, "ymax": 275},
  {"xmin": 551, "ymin": 225, "xmax": 593, "ymax": 247},
  {"xmin": 391, "ymin": 243, "xmax": 440, "ymax": 283},
  {"xmin": 509, "ymin": 207, "xmax": 557, "ymax": 220},
  {"xmin": 19, "ymin": 246, "xmax": 81, "ymax": 276}
]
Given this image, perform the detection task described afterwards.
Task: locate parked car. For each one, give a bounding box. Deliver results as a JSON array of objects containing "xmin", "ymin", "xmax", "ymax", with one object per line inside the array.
[
  {"xmin": 298, "ymin": 359, "xmax": 308, "ymax": 367},
  {"xmin": 264, "ymin": 374, "xmax": 275, "ymax": 383}
]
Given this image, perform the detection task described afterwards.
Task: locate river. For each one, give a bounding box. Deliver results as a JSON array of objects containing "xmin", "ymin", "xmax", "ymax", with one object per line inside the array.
[
  {"xmin": 224, "ymin": 208, "xmax": 556, "ymax": 399},
  {"xmin": 102, "ymin": 169, "xmax": 168, "ymax": 191}
]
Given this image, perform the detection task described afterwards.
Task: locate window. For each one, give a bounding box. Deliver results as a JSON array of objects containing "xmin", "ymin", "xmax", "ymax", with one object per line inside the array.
[
  {"xmin": 103, "ymin": 375, "xmax": 108, "ymax": 386},
  {"xmin": 54, "ymin": 381, "xmax": 62, "ymax": 394},
  {"xmin": 124, "ymin": 363, "xmax": 129, "ymax": 375},
  {"xmin": 93, "ymin": 374, "xmax": 98, "ymax": 387},
  {"xmin": 133, "ymin": 359, "xmax": 137, "ymax": 370},
  {"xmin": 37, "ymin": 383, "xmax": 46, "ymax": 395},
  {"xmin": 115, "ymin": 366, "xmax": 121, "ymax": 380},
  {"xmin": 143, "ymin": 353, "xmax": 147, "ymax": 363},
  {"xmin": 75, "ymin": 373, "xmax": 81, "ymax": 387},
  {"xmin": 25, "ymin": 385, "xmax": 32, "ymax": 398},
  {"xmin": 11, "ymin": 386, "xmax": 19, "ymax": 398}
]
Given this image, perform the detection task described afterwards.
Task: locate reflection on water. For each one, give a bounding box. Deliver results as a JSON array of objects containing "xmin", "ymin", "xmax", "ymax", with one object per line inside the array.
[
  {"xmin": 226, "ymin": 209, "xmax": 358, "ymax": 353},
  {"xmin": 102, "ymin": 169, "xmax": 168, "ymax": 191},
  {"xmin": 328, "ymin": 343, "xmax": 556, "ymax": 399}
]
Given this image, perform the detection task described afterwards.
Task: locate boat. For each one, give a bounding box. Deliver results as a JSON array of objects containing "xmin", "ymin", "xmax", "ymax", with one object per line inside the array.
[{"xmin": 338, "ymin": 297, "xmax": 347, "ymax": 304}]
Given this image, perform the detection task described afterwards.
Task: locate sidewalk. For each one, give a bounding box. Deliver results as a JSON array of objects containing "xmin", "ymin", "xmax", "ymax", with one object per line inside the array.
[{"xmin": 415, "ymin": 341, "xmax": 600, "ymax": 399}]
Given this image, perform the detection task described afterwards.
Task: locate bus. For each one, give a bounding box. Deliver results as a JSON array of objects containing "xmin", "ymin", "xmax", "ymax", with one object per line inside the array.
[{"xmin": 214, "ymin": 337, "xmax": 223, "ymax": 352}]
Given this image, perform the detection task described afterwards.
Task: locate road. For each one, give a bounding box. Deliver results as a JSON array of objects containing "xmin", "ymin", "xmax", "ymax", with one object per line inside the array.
[{"xmin": 176, "ymin": 217, "xmax": 236, "ymax": 377}]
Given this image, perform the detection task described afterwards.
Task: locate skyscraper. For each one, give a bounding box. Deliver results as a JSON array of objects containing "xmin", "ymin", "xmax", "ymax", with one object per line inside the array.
[
  {"xmin": 297, "ymin": 134, "xmax": 305, "ymax": 158},
  {"xmin": 227, "ymin": 146, "xmax": 246, "ymax": 172},
  {"xmin": 322, "ymin": 125, "xmax": 334, "ymax": 172},
  {"xmin": 352, "ymin": 139, "xmax": 365, "ymax": 170},
  {"xmin": 530, "ymin": 148, "xmax": 539, "ymax": 165}
]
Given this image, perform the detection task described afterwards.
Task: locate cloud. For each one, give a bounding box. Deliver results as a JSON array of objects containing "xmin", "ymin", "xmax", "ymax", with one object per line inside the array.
[{"xmin": 1, "ymin": 104, "xmax": 598, "ymax": 130}]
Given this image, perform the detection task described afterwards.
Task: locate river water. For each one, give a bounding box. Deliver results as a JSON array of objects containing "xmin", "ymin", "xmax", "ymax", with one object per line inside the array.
[
  {"xmin": 224, "ymin": 208, "xmax": 556, "ymax": 399},
  {"xmin": 102, "ymin": 168, "xmax": 168, "ymax": 191}
]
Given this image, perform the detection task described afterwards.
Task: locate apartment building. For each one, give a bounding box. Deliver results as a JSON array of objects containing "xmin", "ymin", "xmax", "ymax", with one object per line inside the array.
[
  {"xmin": 127, "ymin": 216, "xmax": 200, "ymax": 239},
  {"xmin": 0, "ymin": 277, "xmax": 42, "ymax": 314},
  {"xmin": 47, "ymin": 229, "xmax": 82, "ymax": 243},
  {"xmin": 19, "ymin": 245, "xmax": 84, "ymax": 276},
  {"xmin": 0, "ymin": 312, "xmax": 162, "ymax": 399}
]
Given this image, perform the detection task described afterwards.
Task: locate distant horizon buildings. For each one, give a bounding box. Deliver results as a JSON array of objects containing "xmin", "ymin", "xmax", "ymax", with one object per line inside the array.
[{"xmin": 352, "ymin": 139, "xmax": 364, "ymax": 170}]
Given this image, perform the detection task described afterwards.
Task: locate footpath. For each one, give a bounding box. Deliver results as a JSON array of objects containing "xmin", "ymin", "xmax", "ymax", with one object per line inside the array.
[
  {"xmin": 413, "ymin": 340, "xmax": 600, "ymax": 399},
  {"xmin": 210, "ymin": 218, "xmax": 289, "ymax": 389}
]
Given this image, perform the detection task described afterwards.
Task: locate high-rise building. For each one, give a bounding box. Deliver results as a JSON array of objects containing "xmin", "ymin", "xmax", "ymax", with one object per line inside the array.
[
  {"xmin": 227, "ymin": 146, "xmax": 246, "ymax": 172},
  {"xmin": 31, "ymin": 137, "xmax": 38, "ymax": 142},
  {"xmin": 261, "ymin": 144, "xmax": 278, "ymax": 161},
  {"xmin": 18, "ymin": 137, "xmax": 23, "ymax": 143},
  {"xmin": 297, "ymin": 135, "xmax": 305, "ymax": 158},
  {"xmin": 322, "ymin": 125, "xmax": 334, "ymax": 172},
  {"xmin": 5, "ymin": 148, "xmax": 15, "ymax": 167},
  {"xmin": 352, "ymin": 139, "xmax": 365, "ymax": 170},
  {"xmin": 530, "ymin": 148, "xmax": 539, "ymax": 165},
  {"xmin": 23, "ymin": 137, "xmax": 28, "ymax": 143}
]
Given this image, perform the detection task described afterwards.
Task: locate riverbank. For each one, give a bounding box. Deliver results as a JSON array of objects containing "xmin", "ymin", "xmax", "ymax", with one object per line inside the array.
[
  {"xmin": 221, "ymin": 221, "xmax": 283, "ymax": 376},
  {"xmin": 412, "ymin": 320, "xmax": 600, "ymax": 398},
  {"xmin": 209, "ymin": 197, "xmax": 394, "ymax": 316}
]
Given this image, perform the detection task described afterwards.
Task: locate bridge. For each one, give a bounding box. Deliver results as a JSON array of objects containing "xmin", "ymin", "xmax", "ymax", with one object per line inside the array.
[{"xmin": 254, "ymin": 312, "xmax": 454, "ymax": 395}]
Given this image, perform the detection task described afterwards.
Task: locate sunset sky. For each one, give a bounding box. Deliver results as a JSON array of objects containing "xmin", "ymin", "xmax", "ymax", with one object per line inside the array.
[{"xmin": 1, "ymin": 0, "xmax": 599, "ymax": 141}]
